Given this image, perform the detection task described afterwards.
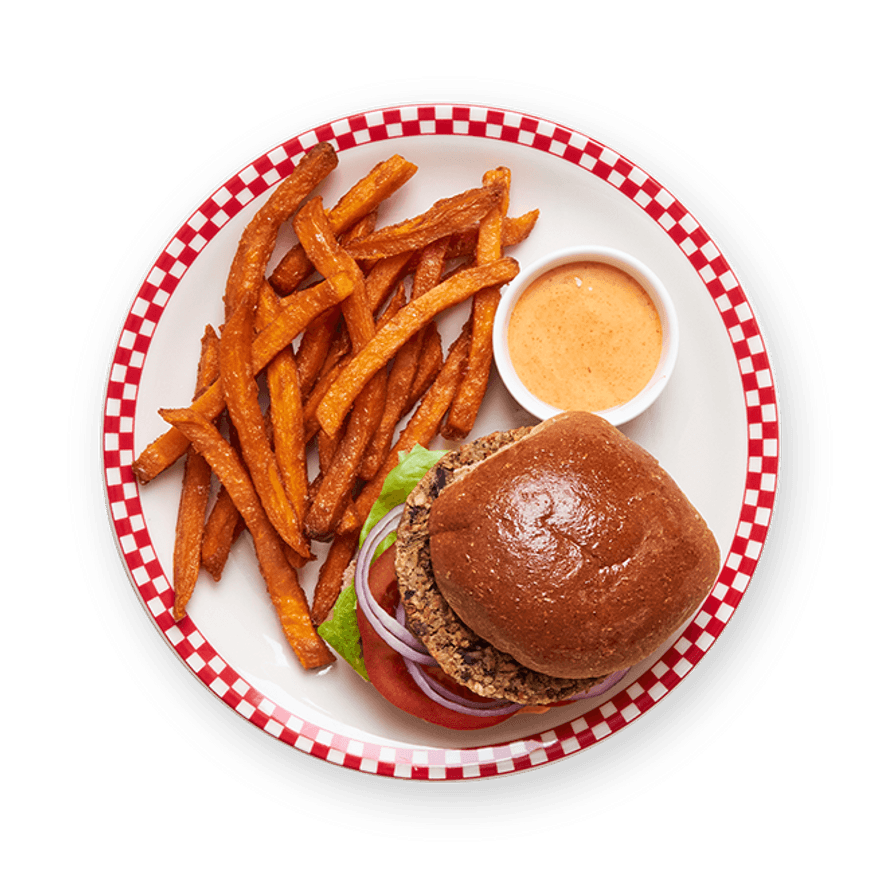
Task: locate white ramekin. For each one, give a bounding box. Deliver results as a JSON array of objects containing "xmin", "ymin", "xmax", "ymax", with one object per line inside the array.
[{"xmin": 492, "ymin": 246, "xmax": 679, "ymax": 426}]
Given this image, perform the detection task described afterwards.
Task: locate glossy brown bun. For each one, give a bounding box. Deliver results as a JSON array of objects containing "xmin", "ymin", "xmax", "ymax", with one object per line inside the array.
[{"xmin": 427, "ymin": 411, "xmax": 720, "ymax": 679}]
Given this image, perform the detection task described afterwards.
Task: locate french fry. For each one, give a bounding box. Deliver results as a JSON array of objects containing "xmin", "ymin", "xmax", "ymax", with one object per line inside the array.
[
  {"xmin": 289, "ymin": 211, "xmax": 380, "ymax": 397},
  {"xmin": 269, "ymin": 154, "xmax": 417, "ymax": 294},
  {"xmin": 502, "ymin": 209, "xmax": 540, "ymax": 248},
  {"xmin": 344, "ymin": 183, "xmax": 505, "ymax": 261},
  {"xmin": 303, "ymin": 355, "xmax": 349, "ymax": 445},
  {"xmin": 326, "ymin": 154, "xmax": 417, "ymax": 235},
  {"xmin": 299, "ymin": 253, "xmax": 413, "ymax": 411},
  {"xmin": 446, "ymin": 209, "xmax": 540, "ymax": 259},
  {"xmin": 316, "ymin": 258, "xmax": 519, "ymax": 436},
  {"xmin": 411, "ymin": 237, "xmax": 451, "ymax": 300},
  {"xmin": 345, "ymin": 208, "xmax": 380, "ymax": 241},
  {"xmin": 442, "ymin": 168, "xmax": 511, "ymax": 440},
  {"xmin": 400, "ymin": 323, "xmax": 472, "ymax": 446},
  {"xmin": 302, "ymin": 273, "xmax": 412, "ymax": 536},
  {"xmin": 341, "ymin": 325, "xmax": 471, "ymax": 534},
  {"xmin": 359, "ymin": 238, "xmax": 448, "ymax": 479},
  {"xmin": 300, "ymin": 249, "xmax": 413, "ymax": 445},
  {"xmin": 194, "ymin": 325, "xmax": 221, "ymax": 392},
  {"xmin": 251, "ymin": 279, "xmax": 352, "ymax": 372},
  {"xmin": 304, "ymin": 276, "xmax": 410, "ymax": 455},
  {"xmin": 257, "ymin": 285, "xmax": 308, "ymax": 527},
  {"xmin": 224, "ymin": 142, "xmax": 338, "ymax": 315},
  {"xmin": 159, "ymin": 406, "xmax": 334, "ymax": 669},
  {"xmin": 201, "ymin": 483, "xmax": 244, "ymax": 580},
  {"xmin": 441, "ymin": 280, "xmax": 501, "ymax": 442},
  {"xmin": 364, "ymin": 252, "xmax": 413, "ymax": 312},
  {"xmin": 404, "ymin": 321, "xmax": 443, "ymax": 410},
  {"xmin": 293, "ymin": 195, "xmax": 373, "ymax": 453},
  {"xmin": 315, "ymin": 423, "xmax": 341, "ymax": 478},
  {"xmin": 294, "ymin": 302, "xmax": 342, "ymax": 398},
  {"xmin": 219, "ymin": 284, "xmax": 311, "ymax": 559},
  {"xmin": 132, "ymin": 277, "xmax": 355, "ymax": 484},
  {"xmin": 377, "ymin": 277, "xmax": 409, "ymax": 325},
  {"xmin": 172, "ymin": 326, "xmax": 220, "ymax": 619},
  {"xmin": 200, "ymin": 415, "xmax": 245, "ymax": 579},
  {"xmin": 311, "ymin": 531, "xmax": 359, "ymax": 625},
  {"xmin": 293, "ymin": 195, "xmax": 389, "ymax": 540},
  {"xmin": 294, "ymin": 197, "xmax": 373, "ymax": 351},
  {"xmin": 305, "ymin": 290, "xmax": 390, "ymax": 534},
  {"xmin": 281, "ymin": 541, "xmax": 310, "ymax": 572},
  {"xmin": 305, "ymin": 371, "xmax": 387, "ymax": 541}
]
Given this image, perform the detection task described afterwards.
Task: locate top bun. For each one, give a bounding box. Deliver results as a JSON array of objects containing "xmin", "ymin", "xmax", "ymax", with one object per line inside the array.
[{"xmin": 427, "ymin": 411, "xmax": 720, "ymax": 679}]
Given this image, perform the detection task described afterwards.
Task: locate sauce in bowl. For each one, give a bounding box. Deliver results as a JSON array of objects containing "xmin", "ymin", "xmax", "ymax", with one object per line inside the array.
[
  {"xmin": 492, "ymin": 246, "xmax": 678, "ymax": 426},
  {"xmin": 507, "ymin": 261, "xmax": 663, "ymax": 413}
]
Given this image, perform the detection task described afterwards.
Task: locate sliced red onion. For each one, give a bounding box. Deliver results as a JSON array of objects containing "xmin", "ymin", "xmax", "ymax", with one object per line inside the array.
[
  {"xmin": 403, "ymin": 655, "xmax": 520, "ymax": 717},
  {"xmin": 394, "ymin": 602, "xmax": 433, "ymax": 664},
  {"xmin": 574, "ymin": 667, "xmax": 630, "ymax": 699},
  {"xmin": 353, "ymin": 504, "xmax": 436, "ymax": 665}
]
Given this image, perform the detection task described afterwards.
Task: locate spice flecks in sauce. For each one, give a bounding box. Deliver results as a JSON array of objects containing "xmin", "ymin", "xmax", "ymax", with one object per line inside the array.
[{"xmin": 507, "ymin": 261, "xmax": 663, "ymax": 413}]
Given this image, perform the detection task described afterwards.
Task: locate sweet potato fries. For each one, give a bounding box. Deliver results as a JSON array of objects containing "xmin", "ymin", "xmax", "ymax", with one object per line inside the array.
[{"xmin": 133, "ymin": 142, "xmax": 538, "ymax": 665}]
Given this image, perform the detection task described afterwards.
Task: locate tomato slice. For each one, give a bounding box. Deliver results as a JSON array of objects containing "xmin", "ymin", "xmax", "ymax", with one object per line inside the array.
[{"xmin": 357, "ymin": 546, "xmax": 517, "ymax": 731}]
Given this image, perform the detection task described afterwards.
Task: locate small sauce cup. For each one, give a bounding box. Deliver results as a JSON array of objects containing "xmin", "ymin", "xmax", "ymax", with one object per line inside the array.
[{"xmin": 493, "ymin": 246, "xmax": 679, "ymax": 426}]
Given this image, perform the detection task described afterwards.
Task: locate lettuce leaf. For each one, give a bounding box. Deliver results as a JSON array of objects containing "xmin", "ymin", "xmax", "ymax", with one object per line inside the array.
[
  {"xmin": 358, "ymin": 444, "xmax": 447, "ymax": 554},
  {"xmin": 316, "ymin": 581, "xmax": 367, "ymax": 679},
  {"xmin": 316, "ymin": 444, "xmax": 447, "ymax": 679}
]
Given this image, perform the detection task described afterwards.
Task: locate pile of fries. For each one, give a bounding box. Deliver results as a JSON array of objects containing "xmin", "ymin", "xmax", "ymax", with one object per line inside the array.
[{"xmin": 132, "ymin": 142, "xmax": 538, "ymax": 670}]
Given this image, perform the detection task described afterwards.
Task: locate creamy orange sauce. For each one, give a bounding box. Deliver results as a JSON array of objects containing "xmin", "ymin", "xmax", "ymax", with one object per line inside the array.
[{"xmin": 507, "ymin": 261, "xmax": 663, "ymax": 412}]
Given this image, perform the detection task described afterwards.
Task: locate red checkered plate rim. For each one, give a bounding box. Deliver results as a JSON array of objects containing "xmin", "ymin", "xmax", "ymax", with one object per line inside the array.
[{"xmin": 102, "ymin": 103, "xmax": 779, "ymax": 779}]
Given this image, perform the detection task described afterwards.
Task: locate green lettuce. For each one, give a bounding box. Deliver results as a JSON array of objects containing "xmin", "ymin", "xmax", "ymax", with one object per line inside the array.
[
  {"xmin": 316, "ymin": 581, "xmax": 367, "ymax": 679},
  {"xmin": 317, "ymin": 444, "xmax": 447, "ymax": 680}
]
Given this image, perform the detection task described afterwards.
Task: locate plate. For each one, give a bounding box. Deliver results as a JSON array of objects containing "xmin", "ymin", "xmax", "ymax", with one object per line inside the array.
[
  {"xmin": 104, "ymin": 105, "xmax": 778, "ymax": 775},
  {"xmin": 102, "ymin": 103, "xmax": 779, "ymax": 779}
]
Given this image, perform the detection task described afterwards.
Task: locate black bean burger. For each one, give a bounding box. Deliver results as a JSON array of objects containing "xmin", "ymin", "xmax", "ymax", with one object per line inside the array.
[{"xmin": 334, "ymin": 411, "xmax": 721, "ymax": 729}]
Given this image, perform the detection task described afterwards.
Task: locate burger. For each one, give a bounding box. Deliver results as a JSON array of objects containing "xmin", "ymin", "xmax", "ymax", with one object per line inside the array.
[{"xmin": 320, "ymin": 411, "xmax": 721, "ymax": 730}]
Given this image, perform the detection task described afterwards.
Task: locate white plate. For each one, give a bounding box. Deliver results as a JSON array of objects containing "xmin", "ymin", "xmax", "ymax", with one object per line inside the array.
[{"xmin": 102, "ymin": 103, "xmax": 779, "ymax": 779}]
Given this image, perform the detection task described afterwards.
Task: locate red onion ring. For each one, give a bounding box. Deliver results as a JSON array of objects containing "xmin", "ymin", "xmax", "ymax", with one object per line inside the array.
[
  {"xmin": 403, "ymin": 655, "xmax": 520, "ymax": 717},
  {"xmin": 576, "ymin": 667, "xmax": 630, "ymax": 700},
  {"xmin": 353, "ymin": 504, "xmax": 436, "ymax": 665}
]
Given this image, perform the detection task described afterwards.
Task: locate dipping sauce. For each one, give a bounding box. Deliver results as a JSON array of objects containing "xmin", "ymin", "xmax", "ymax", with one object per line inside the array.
[{"xmin": 507, "ymin": 261, "xmax": 663, "ymax": 413}]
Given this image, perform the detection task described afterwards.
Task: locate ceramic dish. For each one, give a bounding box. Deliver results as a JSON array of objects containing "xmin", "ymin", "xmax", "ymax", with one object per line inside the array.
[
  {"xmin": 492, "ymin": 244, "xmax": 679, "ymax": 425},
  {"xmin": 102, "ymin": 103, "xmax": 779, "ymax": 779}
]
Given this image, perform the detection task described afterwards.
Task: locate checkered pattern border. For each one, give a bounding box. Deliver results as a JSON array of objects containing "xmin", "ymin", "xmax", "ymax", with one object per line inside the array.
[{"xmin": 102, "ymin": 103, "xmax": 778, "ymax": 779}]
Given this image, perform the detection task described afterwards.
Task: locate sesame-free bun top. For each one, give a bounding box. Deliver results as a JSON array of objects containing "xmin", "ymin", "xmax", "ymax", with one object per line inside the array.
[{"xmin": 427, "ymin": 411, "xmax": 720, "ymax": 679}]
